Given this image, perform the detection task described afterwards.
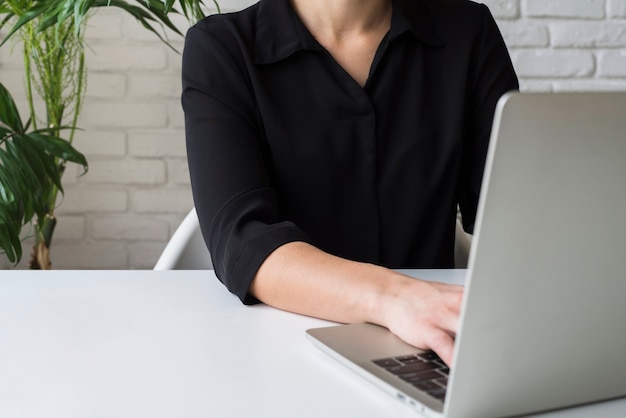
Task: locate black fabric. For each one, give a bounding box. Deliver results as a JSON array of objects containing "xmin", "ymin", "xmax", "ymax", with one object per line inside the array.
[{"xmin": 182, "ymin": 0, "xmax": 519, "ymax": 304}]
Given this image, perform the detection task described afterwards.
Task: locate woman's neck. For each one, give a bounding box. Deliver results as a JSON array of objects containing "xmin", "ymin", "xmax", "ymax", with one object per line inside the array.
[
  {"xmin": 289, "ymin": 0, "xmax": 393, "ymax": 87},
  {"xmin": 290, "ymin": 0, "xmax": 392, "ymax": 41}
]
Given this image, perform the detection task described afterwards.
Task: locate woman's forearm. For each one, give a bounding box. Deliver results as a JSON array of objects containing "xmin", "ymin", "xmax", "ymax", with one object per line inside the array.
[
  {"xmin": 250, "ymin": 241, "xmax": 392, "ymax": 323},
  {"xmin": 249, "ymin": 241, "xmax": 463, "ymax": 365}
]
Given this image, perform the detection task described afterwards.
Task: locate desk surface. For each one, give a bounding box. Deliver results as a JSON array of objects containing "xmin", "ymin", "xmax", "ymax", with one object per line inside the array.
[{"xmin": 0, "ymin": 270, "xmax": 624, "ymax": 418}]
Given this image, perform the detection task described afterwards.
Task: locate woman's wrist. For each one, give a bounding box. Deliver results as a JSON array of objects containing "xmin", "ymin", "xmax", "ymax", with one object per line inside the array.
[{"xmin": 361, "ymin": 266, "xmax": 413, "ymax": 328}]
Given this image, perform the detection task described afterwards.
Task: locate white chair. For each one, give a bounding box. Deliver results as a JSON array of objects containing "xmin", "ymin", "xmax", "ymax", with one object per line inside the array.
[
  {"xmin": 154, "ymin": 207, "xmax": 471, "ymax": 270},
  {"xmin": 154, "ymin": 208, "xmax": 213, "ymax": 270},
  {"xmin": 454, "ymin": 219, "xmax": 472, "ymax": 269}
]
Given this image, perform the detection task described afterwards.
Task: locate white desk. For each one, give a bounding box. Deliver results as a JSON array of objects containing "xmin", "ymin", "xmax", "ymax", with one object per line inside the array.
[{"xmin": 0, "ymin": 270, "xmax": 624, "ymax": 418}]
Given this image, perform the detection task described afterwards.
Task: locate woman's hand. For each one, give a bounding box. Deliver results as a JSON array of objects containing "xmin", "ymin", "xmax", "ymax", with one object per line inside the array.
[{"xmin": 375, "ymin": 273, "xmax": 464, "ymax": 366}]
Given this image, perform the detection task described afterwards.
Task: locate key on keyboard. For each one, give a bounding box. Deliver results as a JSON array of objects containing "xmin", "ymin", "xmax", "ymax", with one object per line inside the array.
[{"xmin": 372, "ymin": 351, "xmax": 449, "ymax": 401}]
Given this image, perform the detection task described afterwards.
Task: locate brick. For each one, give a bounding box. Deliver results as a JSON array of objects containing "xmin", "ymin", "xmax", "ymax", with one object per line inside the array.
[
  {"xmin": 482, "ymin": 0, "xmax": 520, "ymax": 19},
  {"xmin": 609, "ymin": 0, "xmax": 626, "ymax": 17},
  {"xmin": 128, "ymin": 241, "xmax": 169, "ymax": 269},
  {"xmin": 518, "ymin": 80, "xmax": 555, "ymax": 92},
  {"xmin": 0, "ymin": 70, "xmax": 27, "ymax": 97},
  {"xmin": 168, "ymin": 101, "xmax": 185, "ymax": 129},
  {"xmin": 132, "ymin": 189, "xmax": 193, "ymax": 213},
  {"xmin": 56, "ymin": 189, "xmax": 127, "ymax": 213},
  {"xmin": 128, "ymin": 74, "xmax": 182, "ymax": 99},
  {"xmin": 512, "ymin": 51, "xmax": 595, "ymax": 77},
  {"xmin": 165, "ymin": 213, "xmax": 191, "ymax": 235},
  {"xmin": 86, "ymin": 43, "xmax": 167, "ymax": 71},
  {"xmin": 0, "ymin": 42, "xmax": 24, "ymax": 68},
  {"xmin": 221, "ymin": 0, "xmax": 257, "ymax": 12},
  {"xmin": 168, "ymin": 43, "xmax": 185, "ymax": 71},
  {"xmin": 524, "ymin": 0, "xmax": 605, "ymax": 19},
  {"xmin": 73, "ymin": 131, "xmax": 127, "ymax": 157},
  {"xmin": 51, "ymin": 241, "xmax": 128, "ymax": 269},
  {"xmin": 551, "ymin": 22, "xmax": 626, "ymax": 48},
  {"xmin": 0, "ymin": 258, "xmax": 17, "ymax": 269},
  {"xmin": 84, "ymin": 11, "xmax": 123, "ymax": 40},
  {"xmin": 60, "ymin": 162, "xmax": 84, "ymax": 185},
  {"xmin": 498, "ymin": 22, "xmax": 549, "ymax": 48},
  {"xmin": 93, "ymin": 216, "xmax": 169, "ymax": 241},
  {"xmin": 554, "ymin": 79, "xmax": 626, "ymax": 90},
  {"xmin": 169, "ymin": 160, "xmax": 191, "ymax": 185},
  {"xmin": 53, "ymin": 216, "xmax": 85, "ymax": 241},
  {"xmin": 86, "ymin": 160, "xmax": 166, "ymax": 185},
  {"xmin": 128, "ymin": 131, "xmax": 186, "ymax": 158},
  {"xmin": 599, "ymin": 51, "xmax": 626, "ymax": 76},
  {"xmin": 79, "ymin": 101, "xmax": 168, "ymax": 128},
  {"xmin": 85, "ymin": 73, "xmax": 126, "ymax": 99}
]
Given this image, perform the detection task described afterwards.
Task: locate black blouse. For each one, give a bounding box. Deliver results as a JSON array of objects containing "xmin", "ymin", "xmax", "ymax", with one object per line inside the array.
[{"xmin": 182, "ymin": 0, "xmax": 519, "ymax": 303}]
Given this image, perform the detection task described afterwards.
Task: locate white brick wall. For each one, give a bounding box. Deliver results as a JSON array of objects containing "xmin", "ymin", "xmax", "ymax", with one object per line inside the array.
[
  {"xmin": 524, "ymin": 0, "xmax": 605, "ymax": 19},
  {"xmin": 1, "ymin": 0, "xmax": 626, "ymax": 269},
  {"xmin": 610, "ymin": 0, "xmax": 626, "ymax": 17}
]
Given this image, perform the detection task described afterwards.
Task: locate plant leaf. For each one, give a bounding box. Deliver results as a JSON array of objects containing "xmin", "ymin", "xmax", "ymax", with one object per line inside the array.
[
  {"xmin": 28, "ymin": 132, "xmax": 89, "ymax": 168},
  {"xmin": 0, "ymin": 222, "xmax": 19, "ymax": 263},
  {"xmin": 0, "ymin": 126, "xmax": 13, "ymax": 140},
  {"xmin": 0, "ymin": 149, "xmax": 42, "ymax": 225},
  {"xmin": 0, "ymin": 153, "xmax": 25, "ymax": 264},
  {"xmin": 4, "ymin": 132, "xmax": 65, "ymax": 220},
  {"xmin": 0, "ymin": 209, "xmax": 23, "ymax": 262},
  {"xmin": 0, "ymin": 5, "xmax": 47, "ymax": 47},
  {"xmin": 0, "ymin": 11, "xmax": 15, "ymax": 34},
  {"xmin": 9, "ymin": 135, "xmax": 64, "ymax": 200},
  {"xmin": 0, "ymin": 161, "xmax": 18, "ymax": 206},
  {"xmin": 0, "ymin": 83, "xmax": 24, "ymax": 133}
]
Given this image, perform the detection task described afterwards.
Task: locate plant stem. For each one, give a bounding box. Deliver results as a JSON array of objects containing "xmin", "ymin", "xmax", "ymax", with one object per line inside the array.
[
  {"xmin": 29, "ymin": 214, "xmax": 56, "ymax": 270},
  {"xmin": 68, "ymin": 50, "xmax": 85, "ymax": 145},
  {"xmin": 22, "ymin": 30, "xmax": 37, "ymax": 131}
]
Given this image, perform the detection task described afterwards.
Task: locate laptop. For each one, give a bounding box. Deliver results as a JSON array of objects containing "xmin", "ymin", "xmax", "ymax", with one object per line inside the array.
[{"xmin": 306, "ymin": 92, "xmax": 626, "ymax": 417}]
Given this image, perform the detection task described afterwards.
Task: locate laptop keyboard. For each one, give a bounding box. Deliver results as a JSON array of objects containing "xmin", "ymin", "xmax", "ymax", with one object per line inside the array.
[{"xmin": 372, "ymin": 351, "xmax": 449, "ymax": 401}]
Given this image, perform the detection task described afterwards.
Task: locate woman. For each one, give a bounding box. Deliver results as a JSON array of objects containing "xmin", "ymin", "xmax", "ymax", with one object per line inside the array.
[{"xmin": 182, "ymin": 0, "xmax": 518, "ymax": 366}]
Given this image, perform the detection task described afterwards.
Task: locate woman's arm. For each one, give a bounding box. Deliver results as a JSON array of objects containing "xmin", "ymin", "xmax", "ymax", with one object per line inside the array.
[{"xmin": 250, "ymin": 241, "xmax": 463, "ymax": 366}]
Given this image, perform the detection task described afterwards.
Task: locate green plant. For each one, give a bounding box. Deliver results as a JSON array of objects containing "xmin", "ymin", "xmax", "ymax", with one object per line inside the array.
[
  {"xmin": 0, "ymin": 0, "xmax": 218, "ymax": 268},
  {"xmin": 0, "ymin": 82, "xmax": 87, "ymax": 266}
]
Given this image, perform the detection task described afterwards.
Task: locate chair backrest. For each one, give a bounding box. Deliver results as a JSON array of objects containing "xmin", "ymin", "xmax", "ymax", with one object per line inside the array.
[
  {"xmin": 454, "ymin": 219, "xmax": 472, "ymax": 269},
  {"xmin": 154, "ymin": 207, "xmax": 213, "ymax": 270}
]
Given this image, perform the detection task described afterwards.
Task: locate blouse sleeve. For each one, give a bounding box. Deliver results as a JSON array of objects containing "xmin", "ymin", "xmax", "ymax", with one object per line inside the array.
[
  {"xmin": 458, "ymin": 4, "xmax": 519, "ymax": 234},
  {"xmin": 182, "ymin": 22, "xmax": 311, "ymax": 304}
]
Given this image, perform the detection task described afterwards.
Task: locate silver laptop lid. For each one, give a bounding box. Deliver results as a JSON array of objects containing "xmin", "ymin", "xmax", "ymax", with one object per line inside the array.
[{"xmin": 447, "ymin": 92, "xmax": 626, "ymax": 417}]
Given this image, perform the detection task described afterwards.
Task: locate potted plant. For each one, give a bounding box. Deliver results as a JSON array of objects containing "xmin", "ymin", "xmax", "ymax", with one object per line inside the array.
[{"xmin": 0, "ymin": 0, "xmax": 219, "ymax": 269}]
